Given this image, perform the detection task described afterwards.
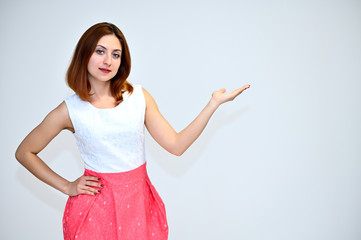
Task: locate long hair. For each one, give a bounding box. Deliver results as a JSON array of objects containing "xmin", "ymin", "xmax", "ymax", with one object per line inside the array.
[{"xmin": 67, "ymin": 22, "xmax": 133, "ymax": 105}]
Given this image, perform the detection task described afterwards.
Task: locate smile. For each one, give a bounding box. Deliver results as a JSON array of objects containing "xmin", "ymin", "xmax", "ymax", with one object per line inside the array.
[{"xmin": 99, "ymin": 68, "xmax": 111, "ymax": 73}]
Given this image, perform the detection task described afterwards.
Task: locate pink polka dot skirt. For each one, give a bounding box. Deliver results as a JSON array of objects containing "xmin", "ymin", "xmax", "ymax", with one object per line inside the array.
[{"xmin": 63, "ymin": 163, "xmax": 168, "ymax": 239}]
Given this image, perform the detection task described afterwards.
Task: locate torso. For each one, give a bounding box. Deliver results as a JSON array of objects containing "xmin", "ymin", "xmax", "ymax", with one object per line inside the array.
[
  {"xmin": 62, "ymin": 94, "xmax": 126, "ymax": 133},
  {"xmin": 64, "ymin": 85, "xmax": 146, "ymax": 173}
]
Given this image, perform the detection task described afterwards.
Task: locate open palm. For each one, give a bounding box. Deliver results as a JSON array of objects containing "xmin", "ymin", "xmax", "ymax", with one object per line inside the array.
[{"xmin": 212, "ymin": 84, "xmax": 250, "ymax": 105}]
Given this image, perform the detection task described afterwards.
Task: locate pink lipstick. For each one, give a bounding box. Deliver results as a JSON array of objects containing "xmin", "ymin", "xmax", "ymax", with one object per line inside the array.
[{"xmin": 99, "ymin": 68, "xmax": 111, "ymax": 73}]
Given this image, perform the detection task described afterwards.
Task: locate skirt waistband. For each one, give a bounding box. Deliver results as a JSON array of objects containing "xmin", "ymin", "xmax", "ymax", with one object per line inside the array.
[{"xmin": 83, "ymin": 163, "xmax": 149, "ymax": 187}]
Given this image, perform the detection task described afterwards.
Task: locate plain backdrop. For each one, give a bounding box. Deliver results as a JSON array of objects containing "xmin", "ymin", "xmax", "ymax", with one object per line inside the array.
[{"xmin": 1, "ymin": 0, "xmax": 361, "ymax": 239}]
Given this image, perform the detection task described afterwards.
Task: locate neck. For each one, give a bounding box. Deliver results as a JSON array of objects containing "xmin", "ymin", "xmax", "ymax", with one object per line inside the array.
[{"xmin": 88, "ymin": 79, "xmax": 113, "ymax": 101}]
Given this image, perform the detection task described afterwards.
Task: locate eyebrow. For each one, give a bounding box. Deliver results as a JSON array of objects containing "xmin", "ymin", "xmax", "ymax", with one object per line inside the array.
[{"xmin": 97, "ymin": 44, "xmax": 122, "ymax": 52}]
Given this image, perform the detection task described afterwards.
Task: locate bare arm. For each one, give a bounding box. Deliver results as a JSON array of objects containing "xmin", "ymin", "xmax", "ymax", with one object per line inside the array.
[
  {"xmin": 143, "ymin": 84, "xmax": 250, "ymax": 156},
  {"xmin": 15, "ymin": 102, "xmax": 102, "ymax": 196}
]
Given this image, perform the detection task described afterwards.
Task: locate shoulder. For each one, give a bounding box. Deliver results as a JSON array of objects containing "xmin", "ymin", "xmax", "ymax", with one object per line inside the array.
[
  {"xmin": 64, "ymin": 93, "xmax": 80, "ymax": 104},
  {"xmin": 131, "ymin": 84, "xmax": 143, "ymax": 93},
  {"xmin": 59, "ymin": 101, "xmax": 72, "ymax": 119},
  {"xmin": 141, "ymin": 87, "xmax": 150, "ymax": 96},
  {"xmin": 48, "ymin": 101, "xmax": 69, "ymax": 117},
  {"xmin": 129, "ymin": 84, "xmax": 149, "ymax": 100},
  {"xmin": 42, "ymin": 101, "xmax": 73, "ymax": 132},
  {"xmin": 63, "ymin": 93, "xmax": 89, "ymax": 112},
  {"xmin": 141, "ymin": 87, "xmax": 154, "ymax": 101},
  {"xmin": 141, "ymin": 87, "xmax": 159, "ymax": 111}
]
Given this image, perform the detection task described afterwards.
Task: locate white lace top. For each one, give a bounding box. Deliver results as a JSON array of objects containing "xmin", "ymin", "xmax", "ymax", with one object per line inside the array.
[{"xmin": 64, "ymin": 84, "xmax": 146, "ymax": 173}]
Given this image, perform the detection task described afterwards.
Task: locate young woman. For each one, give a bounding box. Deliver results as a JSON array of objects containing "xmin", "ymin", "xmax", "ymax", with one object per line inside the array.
[{"xmin": 15, "ymin": 22, "xmax": 250, "ymax": 239}]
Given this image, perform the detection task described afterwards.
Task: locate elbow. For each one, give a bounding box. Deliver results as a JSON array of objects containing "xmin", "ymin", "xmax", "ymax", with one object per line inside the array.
[
  {"xmin": 169, "ymin": 148, "xmax": 185, "ymax": 157},
  {"xmin": 163, "ymin": 139, "xmax": 186, "ymax": 156},
  {"xmin": 15, "ymin": 146, "xmax": 29, "ymax": 165},
  {"xmin": 172, "ymin": 152, "xmax": 183, "ymax": 157},
  {"xmin": 15, "ymin": 147, "xmax": 23, "ymax": 163}
]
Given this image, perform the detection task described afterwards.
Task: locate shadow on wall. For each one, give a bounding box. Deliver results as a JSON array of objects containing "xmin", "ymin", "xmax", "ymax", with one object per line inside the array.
[{"xmin": 146, "ymin": 106, "xmax": 250, "ymax": 177}]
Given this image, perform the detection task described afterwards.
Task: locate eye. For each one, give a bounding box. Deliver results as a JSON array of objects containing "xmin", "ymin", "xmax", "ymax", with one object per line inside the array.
[
  {"xmin": 113, "ymin": 53, "xmax": 121, "ymax": 59},
  {"xmin": 96, "ymin": 49, "xmax": 104, "ymax": 55}
]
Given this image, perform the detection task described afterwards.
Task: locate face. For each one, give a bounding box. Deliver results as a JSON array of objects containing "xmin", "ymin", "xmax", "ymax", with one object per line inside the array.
[{"xmin": 87, "ymin": 34, "xmax": 122, "ymax": 84}]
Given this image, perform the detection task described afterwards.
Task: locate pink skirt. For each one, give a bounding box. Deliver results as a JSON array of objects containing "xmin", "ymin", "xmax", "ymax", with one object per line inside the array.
[{"xmin": 63, "ymin": 163, "xmax": 168, "ymax": 240}]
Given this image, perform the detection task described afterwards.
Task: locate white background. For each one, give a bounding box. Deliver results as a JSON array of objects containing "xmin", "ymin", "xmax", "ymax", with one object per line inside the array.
[{"xmin": 1, "ymin": 0, "xmax": 361, "ymax": 239}]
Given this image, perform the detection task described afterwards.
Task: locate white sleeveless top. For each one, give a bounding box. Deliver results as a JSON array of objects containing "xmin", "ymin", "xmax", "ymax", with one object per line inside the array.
[{"xmin": 64, "ymin": 85, "xmax": 146, "ymax": 173}]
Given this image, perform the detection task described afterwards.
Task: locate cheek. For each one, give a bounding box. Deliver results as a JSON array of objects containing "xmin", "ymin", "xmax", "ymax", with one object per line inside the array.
[
  {"xmin": 88, "ymin": 54, "xmax": 103, "ymax": 66},
  {"xmin": 114, "ymin": 59, "xmax": 121, "ymax": 72},
  {"xmin": 87, "ymin": 57, "xmax": 97, "ymax": 71}
]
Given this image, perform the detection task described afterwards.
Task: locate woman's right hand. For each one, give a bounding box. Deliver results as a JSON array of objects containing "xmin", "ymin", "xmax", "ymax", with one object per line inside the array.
[{"xmin": 66, "ymin": 175, "xmax": 103, "ymax": 196}]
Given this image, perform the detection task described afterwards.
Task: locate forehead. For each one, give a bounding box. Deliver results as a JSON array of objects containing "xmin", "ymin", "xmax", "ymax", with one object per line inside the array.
[{"xmin": 96, "ymin": 34, "xmax": 122, "ymax": 50}]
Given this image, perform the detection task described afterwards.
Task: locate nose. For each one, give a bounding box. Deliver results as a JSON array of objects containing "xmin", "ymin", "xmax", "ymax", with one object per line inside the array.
[{"xmin": 103, "ymin": 53, "xmax": 112, "ymax": 66}]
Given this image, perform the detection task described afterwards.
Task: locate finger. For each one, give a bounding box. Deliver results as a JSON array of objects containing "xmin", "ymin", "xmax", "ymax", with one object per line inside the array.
[
  {"xmin": 80, "ymin": 186, "xmax": 101, "ymax": 195},
  {"xmin": 243, "ymin": 84, "xmax": 251, "ymax": 89},
  {"xmin": 83, "ymin": 176, "xmax": 100, "ymax": 182},
  {"xmin": 230, "ymin": 88, "xmax": 245, "ymax": 97},
  {"xmin": 224, "ymin": 89, "xmax": 244, "ymax": 101},
  {"xmin": 234, "ymin": 84, "xmax": 250, "ymax": 95},
  {"xmin": 218, "ymin": 88, "xmax": 226, "ymax": 93},
  {"xmin": 81, "ymin": 189, "xmax": 99, "ymax": 196},
  {"xmin": 84, "ymin": 180, "xmax": 103, "ymax": 188},
  {"xmin": 239, "ymin": 84, "xmax": 250, "ymax": 91}
]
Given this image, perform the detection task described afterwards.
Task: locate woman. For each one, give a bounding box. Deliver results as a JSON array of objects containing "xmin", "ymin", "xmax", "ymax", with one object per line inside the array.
[{"xmin": 15, "ymin": 22, "xmax": 250, "ymax": 239}]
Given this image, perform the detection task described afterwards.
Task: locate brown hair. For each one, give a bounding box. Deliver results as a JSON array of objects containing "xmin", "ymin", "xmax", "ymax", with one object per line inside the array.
[{"xmin": 67, "ymin": 22, "xmax": 133, "ymax": 105}]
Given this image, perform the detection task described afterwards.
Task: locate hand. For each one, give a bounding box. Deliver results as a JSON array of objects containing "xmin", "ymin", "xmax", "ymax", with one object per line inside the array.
[
  {"xmin": 66, "ymin": 175, "xmax": 103, "ymax": 196},
  {"xmin": 211, "ymin": 84, "xmax": 250, "ymax": 106}
]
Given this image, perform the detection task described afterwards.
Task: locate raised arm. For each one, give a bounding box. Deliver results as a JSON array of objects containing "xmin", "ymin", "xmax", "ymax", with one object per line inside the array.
[
  {"xmin": 143, "ymin": 84, "xmax": 250, "ymax": 156},
  {"xmin": 15, "ymin": 102, "xmax": 102, "ymax": 196}
]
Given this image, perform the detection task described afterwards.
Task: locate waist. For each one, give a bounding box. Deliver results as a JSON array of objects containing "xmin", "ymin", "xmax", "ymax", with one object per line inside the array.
[
  {"xmin": 84, "ymin": 163, "xmax": 149, "ymax": 188},
  {"xmin": 82, "ymin": 155, "xmax": 146, "ymax": 173}
]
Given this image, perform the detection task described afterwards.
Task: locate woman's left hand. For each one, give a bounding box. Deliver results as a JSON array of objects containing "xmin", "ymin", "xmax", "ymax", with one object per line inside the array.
[
  {"xmin": 211, "ymin": 84, "xmax": 250, "ymax": 106},
  {"xmin": 143, "ymin": 83, "xmax": 250, "ymax": 156}
]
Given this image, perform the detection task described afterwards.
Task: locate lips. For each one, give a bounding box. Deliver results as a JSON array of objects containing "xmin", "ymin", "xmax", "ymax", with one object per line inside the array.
[{"xmin": 99, "ymin": 68, "xmax": 111, "ymax": 73}]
